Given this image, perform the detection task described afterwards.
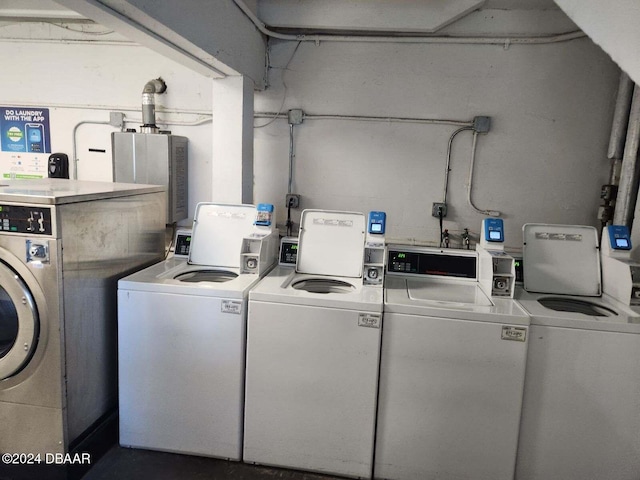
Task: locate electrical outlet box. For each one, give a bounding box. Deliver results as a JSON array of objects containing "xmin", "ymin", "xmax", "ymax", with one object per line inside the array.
[
  {"xmin": 288, "ymin": 109, "xmax": 304, "ymax": 125},
  {"xmin": 109, "ymin": 112, "xmax": 125, "ymax": 128},
  {"xmin": 473, "ymin": 116, "xmax": 491, "ymax": 133},
  {"xmin": 432, "ymin": 202, "xmax": 447, "ymax": 218},
  {"xmin": 286, "ymin": 194, "xmax": 300, "ymax": 209}
]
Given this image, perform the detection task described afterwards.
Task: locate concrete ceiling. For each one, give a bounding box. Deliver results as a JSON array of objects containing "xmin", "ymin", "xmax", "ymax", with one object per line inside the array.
[
  {"xmin": 257, "ymin": 0, "xmax": 487, "ymax": 34},
  {"xmin": 1, "ymin": 0, "xmax": 561, "ymax": 25},
  {"xmin": 0, "ymin": 0, "xmax": 86, "ymax": 21},
  {"xmin": 11, "ymin": 0, "xmax": 640, "ymax": 90}
]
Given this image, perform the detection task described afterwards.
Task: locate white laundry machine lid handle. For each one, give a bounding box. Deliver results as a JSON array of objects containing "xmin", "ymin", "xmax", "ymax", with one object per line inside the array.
[{"xmin": 296, "ymin": 210, "xmax": 365, "ymax": 278}]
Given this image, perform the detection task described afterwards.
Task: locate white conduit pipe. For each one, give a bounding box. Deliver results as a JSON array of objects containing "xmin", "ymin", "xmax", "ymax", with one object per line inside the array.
[
  {"xmin": 254, "ymin": 112, "xmax": 472, "ymax": 127},
  {"xmin": 288, "ymin": 123, "xmax": 295, "ymax": 194},
  {"xmin": 613, "ymin": 85, "xmax": 640, "ymax": 227},
  {"xmin": 467, "ymin": 131, "xmax": 500, "ymax": 217},
  {"xmin": 10, "ymin": 100, "xmax": 212, "ymax": 116},
  {"xmin": 443, "ymin": 126, "xmax": 474, "ymax": 204},
  {"xmin": 0, "ymin": 37, "xmax": 135, "ymax": 46},
  {"xmin": 232, "ymin": 0, "xmax": 585, "ymax": 45}
]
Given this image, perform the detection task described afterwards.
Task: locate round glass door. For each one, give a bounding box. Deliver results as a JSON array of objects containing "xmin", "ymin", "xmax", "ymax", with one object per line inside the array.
[{"xmin": 0, "ymin": 263, "xmax": 39, "ymax": 380}]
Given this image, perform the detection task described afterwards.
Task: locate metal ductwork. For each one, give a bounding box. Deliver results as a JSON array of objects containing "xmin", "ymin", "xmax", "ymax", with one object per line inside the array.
[{"xmin": 141, "ymin": 78, "xmax": 167, "ymax": 133}]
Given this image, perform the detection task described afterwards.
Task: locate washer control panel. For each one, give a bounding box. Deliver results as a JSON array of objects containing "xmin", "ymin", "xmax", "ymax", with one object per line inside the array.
[
  {"xmin": 388, "ymin": 248, "xmax": 477, "ymax": 279},
  {"xmin": 0, "ymin": 205, "xmax": 52, "ymax": 235},
  {"xmin": 279, "ymin": 237, "xmax": 299, "ymax": 266},
  {"xmin": 174, "ymin": 229, "xmax": 192, "ymax": 257}
]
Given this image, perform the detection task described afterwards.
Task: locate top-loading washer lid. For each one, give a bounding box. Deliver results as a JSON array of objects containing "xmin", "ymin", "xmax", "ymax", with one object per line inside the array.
[
  {"xmin": 407, "ymin": 279, "xmax": 493, "ymax": 306},
  {"xmin": 188, "ymin": 203, "xmax": 255, "ymax": 268},
  {"xmin": 523, "ymin": 223, "xmax": 601, "ymax": 296},
  {"xmin": 296, "ymin": 210, "xmax": 365, "ymax": 278}
]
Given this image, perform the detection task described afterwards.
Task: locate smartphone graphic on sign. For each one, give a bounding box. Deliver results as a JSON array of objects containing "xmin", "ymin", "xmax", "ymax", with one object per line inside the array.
[{"xmin": 26, "ymin": 124, "xmax": 45, "ymax": 153}]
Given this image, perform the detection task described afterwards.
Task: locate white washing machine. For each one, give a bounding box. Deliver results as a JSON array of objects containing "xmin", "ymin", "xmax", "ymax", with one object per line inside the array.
[
  {"xmin": 515, "ymin": 224, "xmax": 640, "ymax": 480},
  {"xmin": 375, "ymin": 245, "xmax": 529, "ymax": 480},
  {"xmin": 118, "ymin": 203, "xmax": 277, "ymax": 461},
  {"xmin": 243, "ymin": 210, "xmax": 383, "ymax": 479}
]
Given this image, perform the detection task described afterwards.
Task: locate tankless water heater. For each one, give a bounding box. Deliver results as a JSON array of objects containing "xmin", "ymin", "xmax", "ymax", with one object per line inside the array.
[{"xmin": 112, "ymin": 131, "xmax": 188, "ymax": 224}]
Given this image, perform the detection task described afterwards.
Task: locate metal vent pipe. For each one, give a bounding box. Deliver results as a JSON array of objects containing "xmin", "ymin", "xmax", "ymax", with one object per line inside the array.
[{"xmin": 141, "ymin": 78, "xmax": 167, "ymax": 133}]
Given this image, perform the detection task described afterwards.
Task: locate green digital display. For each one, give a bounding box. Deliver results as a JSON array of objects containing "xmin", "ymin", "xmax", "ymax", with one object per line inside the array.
[{"xmin": 280, "ymin": 240, "xmax": 298, "ymax": 265}]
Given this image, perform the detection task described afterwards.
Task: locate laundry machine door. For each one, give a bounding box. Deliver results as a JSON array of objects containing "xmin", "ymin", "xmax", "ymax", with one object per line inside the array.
[{"xmin": 0, "ymin": 260, "xmax": 39, "ymax": 380}]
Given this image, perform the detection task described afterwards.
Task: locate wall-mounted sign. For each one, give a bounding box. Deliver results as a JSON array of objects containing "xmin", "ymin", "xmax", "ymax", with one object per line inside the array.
[
  {"xmin": 0, "ymin": 107, "xmax": 51, "ymax": 179},
  {"xmin": 1, "ymin": 107, "xmax": 51, "ymax": 154}
]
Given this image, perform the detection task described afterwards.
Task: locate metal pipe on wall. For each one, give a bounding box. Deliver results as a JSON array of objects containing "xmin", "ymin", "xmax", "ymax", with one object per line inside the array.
[
  {"xmin": 288, "ymin": 123, "xmax": 295, "ymax": 194},
  {"xmin": 141, "ymin": 78, "xmax": 167, "ymax": 133},
  {"xmin": 613, "ymin": 85, "xmax": 640, "ymax": 227},
  {"xmin": 608, "ymin": 72, "xmax": 634, "ymax": 161}
]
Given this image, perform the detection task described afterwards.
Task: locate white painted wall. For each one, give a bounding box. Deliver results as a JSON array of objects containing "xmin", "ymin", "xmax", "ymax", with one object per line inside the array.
[
  {"xmin": 253, "ymin": 9, "xmax": 619, "ymax": 248},
  {"xmin": 0, "ymin": 24, "xmax": 213, "ymax": 224},
  {"xmin": 211, "ymin": 76, "xmax": 255, "ymax": 204},
  {"xmin": 0, "ymin": 5, "xmax": 620, "ymax": 249},
  {"xmin": 554, "ymin": 0, "xmax": 640, "ymax": 87}
]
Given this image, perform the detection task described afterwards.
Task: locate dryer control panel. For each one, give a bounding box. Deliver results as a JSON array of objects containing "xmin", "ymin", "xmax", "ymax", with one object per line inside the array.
[{"xmin": 0, "ymin": 205, "xmax": 52, "ymax": 235}]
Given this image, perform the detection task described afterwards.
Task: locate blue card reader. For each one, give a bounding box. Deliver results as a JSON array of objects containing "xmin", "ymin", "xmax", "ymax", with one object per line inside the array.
[
  {"xmin": 484, "ymin": 218, "xmax": 504, "ymax": 243},
  {"xmin": 255, "ymin": 203, "xmax": 274, "ymax": 226},
  {"xmin": 368, "ymin": 211, "xmax": 386, "ymax": 235},
  {"xmin": 607, "ymin": 225, "xmax": 632, "ymax": 250}
]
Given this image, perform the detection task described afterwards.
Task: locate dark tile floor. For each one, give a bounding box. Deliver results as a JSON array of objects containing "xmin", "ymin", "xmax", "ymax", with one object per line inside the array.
[{"xmin": 81, "ymin": 446, "xmax": 346, "ymax": 480}]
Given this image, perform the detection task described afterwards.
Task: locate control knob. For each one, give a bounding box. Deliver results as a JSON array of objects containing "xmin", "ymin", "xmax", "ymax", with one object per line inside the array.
[{"xmin": 246, "ymin": 257, "xmax": 258, "ymax": 270}]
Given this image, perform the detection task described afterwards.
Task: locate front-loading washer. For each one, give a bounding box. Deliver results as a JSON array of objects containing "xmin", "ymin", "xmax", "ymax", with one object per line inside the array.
[
  {"xmin": 117, "ymin": 203, "xmax": 278, "ymax": 461},
  {"xmin": 515, "ymin": 223, "xmax": 640, "ymax": 480},
  {"xmin": 375, "ymin": 245, "xmax": 529, "ymax": 480},
  {"xmin": 243, "ymin": 210, "xmax": 383, "ymax": 479},
  {"xmin": 0, "ymin": 179, "xmax": 165, "ymax": 479}
]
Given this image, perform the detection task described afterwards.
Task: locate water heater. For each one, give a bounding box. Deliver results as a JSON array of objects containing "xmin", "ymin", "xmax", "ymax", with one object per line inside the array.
[{"xmin": 112, "ymin": 131, "xmax": 188, "ymax": 224}]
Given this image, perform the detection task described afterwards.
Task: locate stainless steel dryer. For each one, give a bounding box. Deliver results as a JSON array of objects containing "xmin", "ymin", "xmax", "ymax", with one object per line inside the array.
[{"xmin": 0, "ymin": 179, "xmax": 165, "ymax": 477}]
